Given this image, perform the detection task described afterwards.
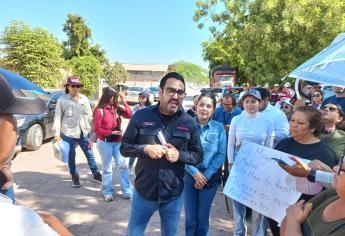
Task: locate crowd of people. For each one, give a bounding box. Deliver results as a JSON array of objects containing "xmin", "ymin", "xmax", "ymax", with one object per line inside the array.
[{"xmin": 2, "ymin": 72, "xmax": 345, "ymax": 236}]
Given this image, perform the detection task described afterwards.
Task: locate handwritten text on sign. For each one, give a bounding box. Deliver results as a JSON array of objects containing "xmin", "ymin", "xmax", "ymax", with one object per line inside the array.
[{"xmin": 223, "ymin": 141, "xmax": 301, "ymax": 224}]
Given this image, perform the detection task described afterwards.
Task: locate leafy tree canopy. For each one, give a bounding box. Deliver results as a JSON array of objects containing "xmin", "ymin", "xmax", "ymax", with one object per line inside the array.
[
  {"xmin": 0, "ymin": 21, "xmax": 64, "ymax": 88},
  {"xmin": 104, "ymin": 62, "xmax": 129, "ymax": 86},
  {"xmin": 63, "ymin": 14, "xmax": 91, "ymax": 59},
  {"xmin": 194, "ymin": 0, "xmax": 345, "ymax": 85},
  {"xmin": 66, "ymin": 55, "xmax": 102, "ymax": 97},
  {"xmin": 63, "ymin": 14, "xmax": 108, "ymax": 67},
  {"xmin": 171, "ymin": 61, "xmax": 209, "ymax": 85}
]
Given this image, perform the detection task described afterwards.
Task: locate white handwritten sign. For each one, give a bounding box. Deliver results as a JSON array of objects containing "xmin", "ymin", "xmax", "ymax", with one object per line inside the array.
[{"xmin": 223, "ymin": 141, "xmax": 301, "ymax": 224}]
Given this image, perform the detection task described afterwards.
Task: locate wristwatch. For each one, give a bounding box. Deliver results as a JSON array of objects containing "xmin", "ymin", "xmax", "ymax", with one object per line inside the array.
[{"xmin": 307, "ymin": 169, "xmax": 316, "ymax": 182}]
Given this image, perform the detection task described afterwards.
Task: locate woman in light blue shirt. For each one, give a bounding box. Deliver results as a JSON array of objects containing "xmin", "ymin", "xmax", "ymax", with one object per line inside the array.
[{"xmin": 184, "ymin": 92, "xmax": 226, "ymax": 236}]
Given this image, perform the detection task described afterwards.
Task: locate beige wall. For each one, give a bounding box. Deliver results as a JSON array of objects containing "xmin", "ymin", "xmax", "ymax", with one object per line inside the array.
[{"xmin": 126, "ymin": 70, "xmax": 165, "ymax": 87}]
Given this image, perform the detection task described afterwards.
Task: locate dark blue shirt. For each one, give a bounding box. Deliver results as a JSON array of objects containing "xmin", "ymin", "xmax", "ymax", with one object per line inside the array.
[
  {"xmin": 213, "ymin": 106, "xmax": 242, "ymax": 126},
  {"xmin": 120, "ymin": 104, "xmax": 203, "ymax": 202}
]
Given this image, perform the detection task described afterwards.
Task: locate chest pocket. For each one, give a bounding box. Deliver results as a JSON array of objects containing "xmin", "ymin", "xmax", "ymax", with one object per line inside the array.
[
  {"xmin": 170, "ymin": 130, "xmax": 190, "ymax": 150},
  {"xmin": 204, "ymin": 134, "xmax": 218, "ymax": 143},
  {"xmin": 139, "ymin": 127, "xmax": 159, "ymax": 144},
  {"xmin": 80, "ymin": 103, "xmax": 90, "ymax": 115}
]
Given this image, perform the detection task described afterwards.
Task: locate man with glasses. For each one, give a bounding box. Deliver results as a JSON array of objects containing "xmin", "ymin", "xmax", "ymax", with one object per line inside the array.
[
  {"xmin": 319, "ymin": 103, "xmax": 345, "ymax": 161},
  {"xmin": 120, "ymin": 72, "xmax": 203, "ymax": 236},
  {"xmin": 53, "ymin": 76, "xmax": 102, "ymax": 188},
  {"xmin": 322, "ymin": 86, "xmax": 345, "ymax": 113}
]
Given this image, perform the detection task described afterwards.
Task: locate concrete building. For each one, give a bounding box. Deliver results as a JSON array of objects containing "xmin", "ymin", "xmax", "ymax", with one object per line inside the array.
[{"xmin": 122, "ymin": 64, "xmax": 172, "ymax": 87}]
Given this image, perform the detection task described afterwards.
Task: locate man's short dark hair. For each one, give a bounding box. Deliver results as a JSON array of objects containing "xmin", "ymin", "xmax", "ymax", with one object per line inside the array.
[
  {"xmin": 159, "ymin": 72, "xmax": 185, "ymax": 90},
  {"xmin": 255, "ymin": 87, "xmax": 271, "ymax": 100}
]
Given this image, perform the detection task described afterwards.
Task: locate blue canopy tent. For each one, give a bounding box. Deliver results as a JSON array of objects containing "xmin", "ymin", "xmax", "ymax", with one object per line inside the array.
[{"xmin": 288, "ymin": 33, "xmax": 345, "ymax": 87}]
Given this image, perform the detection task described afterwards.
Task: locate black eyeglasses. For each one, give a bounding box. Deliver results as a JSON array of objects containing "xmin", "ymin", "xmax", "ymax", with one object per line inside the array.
[
  {"xmin": 165, "ymin": 87, "xmax": 186, "ymax": 98},
  {"xmin": 338, "ymin": 156, "xmax": 345, "ymax": 175},
  {"xmin": 312, "ymin": 93, "xmax": 321, "ymax": 98},
  {"xmin": 280, "ymin": 105, "xmax": 290, "ymax": 109},
  {"xmin": 70, "ymin": 85, "xmax": 82, "ymax": 88},
  {"xmin": 321, "ymin": 106, "xmax": 338, "ymax": 113}
]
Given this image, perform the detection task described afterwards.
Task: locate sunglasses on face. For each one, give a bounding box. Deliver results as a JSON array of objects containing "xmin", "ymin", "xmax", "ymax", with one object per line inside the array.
[
  {"xmin": 165, "ymin": 87, "xmax": 186, "ymax": 98},
  {"xmin": 321, "ymin": 106, "xmax": 338, "ymax": 113},
  {"xmin": 70, "ymin": 85, "xmax": 82, "ymax": 88},
  {"xmin": 312, "ymin": 93, "xmax": 321, "ymax": 98},
  {"xmin": 280, "ymin": 105, "xmax": 290, "ymax": 109}
]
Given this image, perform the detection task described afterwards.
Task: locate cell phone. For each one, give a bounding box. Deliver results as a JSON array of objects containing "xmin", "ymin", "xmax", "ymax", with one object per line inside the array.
[{"xmin": 271, "ymin": 158, "xmax": 291, "ymax": 166}]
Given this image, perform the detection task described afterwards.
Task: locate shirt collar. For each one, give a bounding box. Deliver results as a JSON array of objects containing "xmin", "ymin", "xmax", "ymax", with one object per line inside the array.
[
  {"xmin": 197, "ymin": 119, "xmax": 212, "ymax": 129},
  {"xmin": 66, "ymin": 93, "xmax": 81, "ymax": 100}
]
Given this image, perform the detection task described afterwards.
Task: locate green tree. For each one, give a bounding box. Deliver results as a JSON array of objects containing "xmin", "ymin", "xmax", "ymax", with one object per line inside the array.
[
  {"xmin": 66, "ymin": 55, "xmax": 102, "ymax": 97},
  {"xmin": 194, "ymin": 0, "xmax": 345, "ymax": 85},
  {"xmin": 104, "ymin": 62, "xmax": 129, "ymax": 86},
  {"xmin": 63, "ymin": 14, "xmax": 92, "ymax": 59},
  {"xmin": 63, "ymin": 14, "xmax": 109, "ymax": 67},
  {"xmin": 0, "ymin": 21, "xmax": 64, "ymax": 88},
  {"xmin": 171, "ymin": 61, "xmax": 208, "ymax": 85},
  {"xmin": 89, "ymin": 44, "xmax": 108, "ymax": 65}
]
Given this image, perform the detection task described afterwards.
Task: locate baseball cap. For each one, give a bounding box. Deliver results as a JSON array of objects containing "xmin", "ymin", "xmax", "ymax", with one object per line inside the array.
[
  {"xmin": 281, "ymin": 98, "xmax": 294, "ymax": 107},
  {"xmin": 0, "ymin": 75, "xmax": 46, "ymax": 115},
  {"xmin": 242, "ymin": 89, "xmax": 262, "ymax": 100},
  {"xmin": 274, "ymin": 84, "xmax": 280, "ymax": 87},
  {"xmin": 64, "ymin": 76, "xmax": 83, "ymax": 87}
]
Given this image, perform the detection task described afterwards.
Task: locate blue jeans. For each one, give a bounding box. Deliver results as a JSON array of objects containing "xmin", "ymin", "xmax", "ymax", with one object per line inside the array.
[
  {"xmin": 183, "ymin": 174, "xmax": 218, "ymax": 236},
  {"xmin": 127, "ymin": 189, "xmax": 183, "ymax": 236},
  {"xmin": 61, "ymin": 133, "xmax": 99, "ymax": 176},
  {"xmin": 232, "ymin": 200, "xmax": 267, "ymax": 236},
  {"xmin": 97, "ymin": 140, "xmax": 132, "ymax": 197},
  {"xmin": 0, "ymin": 186, "xmax": 15, "ymax": 204}
]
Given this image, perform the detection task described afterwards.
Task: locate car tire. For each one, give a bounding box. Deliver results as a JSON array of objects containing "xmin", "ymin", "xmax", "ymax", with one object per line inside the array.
[{"xmin": 25, "ymin": 124, "xmax": 44, "ymax": 151}]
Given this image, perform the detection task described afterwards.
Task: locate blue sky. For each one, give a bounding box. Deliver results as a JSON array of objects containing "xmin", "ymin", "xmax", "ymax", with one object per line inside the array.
[{"xmin": 1, "ymin": 0, "xmax": 212, "ymax": 69}]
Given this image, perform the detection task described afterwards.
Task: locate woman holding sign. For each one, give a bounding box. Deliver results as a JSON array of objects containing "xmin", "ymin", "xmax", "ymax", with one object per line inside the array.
[
  {"xmin": 269, "ymin": 105, "xmax": 338, "ymax": 235},
  {"xmin": 184, "ymin": 92, "xmax": 226, "ymax": 236},
  {"xmin": 228, "ymin": 89, "xmax": 275, "ymax": 236}
]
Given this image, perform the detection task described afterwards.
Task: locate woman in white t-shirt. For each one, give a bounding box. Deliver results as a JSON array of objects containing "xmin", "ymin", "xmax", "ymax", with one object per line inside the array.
[{"xmin": 228, "ymin": 89, "xmax": 275, "ymax": 236}]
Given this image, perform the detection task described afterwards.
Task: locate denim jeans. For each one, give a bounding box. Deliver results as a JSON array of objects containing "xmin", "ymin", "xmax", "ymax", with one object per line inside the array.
[
  {"xmin": 0, "ymin": 186, "xmax": 15, "ymax": 204},
  {"xmin": 97, "ymin": 140, "xmax": 132, "ymax": 197},
  {"xmin": 127, "ymin": 189, "xmax": 183, "ymax": 236},
  {"xmin": 232, "ymin": 200, "xmax": 267, "ymax": 236},
  {"xmin": 183, "ymin": 174, "xmax": 218, "ymax": 236},
  {"xmin": 61, "ymin": 133, "xmax": 99, "ymax": 176}
]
